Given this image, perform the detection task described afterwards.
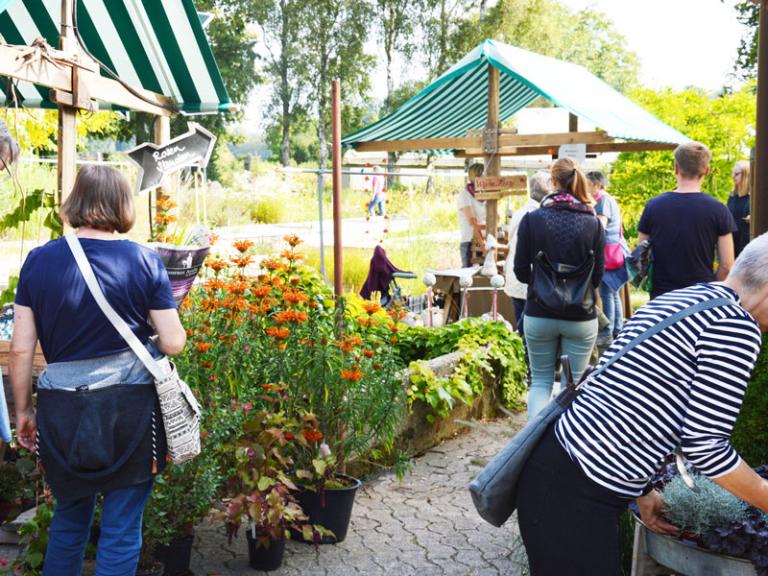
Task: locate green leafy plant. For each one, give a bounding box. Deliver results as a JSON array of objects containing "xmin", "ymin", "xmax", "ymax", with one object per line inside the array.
[
  {"xmin": 731, "ymin": 338, "xmax": 768, "ymax": 466},
  {"xmin": 0, "ymin": 496, "xmax": 54, "ymax": 576},
  {"xmin": 0, "ymin": 463, "xmax": 24, "ymax": 502},
  {"xmin": 397, "ymin": 318, "xmax": 528, "ymax": 418},
  {"xmin": 0, "ymin": 189, "xmax": 62, "ymax": 240}
]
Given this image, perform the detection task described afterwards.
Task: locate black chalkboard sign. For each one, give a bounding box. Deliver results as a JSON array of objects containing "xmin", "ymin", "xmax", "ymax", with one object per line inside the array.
[{"xmin": 127, "ymin": 122, "xmax": 216, "ymax": 194}]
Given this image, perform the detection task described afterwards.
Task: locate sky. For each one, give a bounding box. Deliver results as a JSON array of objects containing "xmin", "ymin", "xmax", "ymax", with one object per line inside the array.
[
  {"xmin": 243, "ymin": 0, "xmax": 751, "ymax": 132},
  {"xmin": 557, "ymin": 0, "xmax": 748, "ymax": 91}
]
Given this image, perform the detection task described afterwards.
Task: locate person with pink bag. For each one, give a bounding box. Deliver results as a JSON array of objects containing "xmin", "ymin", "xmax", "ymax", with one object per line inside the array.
[{"xmin": 586, "ymin": 171, "xmax": 629, "ymax": 348}]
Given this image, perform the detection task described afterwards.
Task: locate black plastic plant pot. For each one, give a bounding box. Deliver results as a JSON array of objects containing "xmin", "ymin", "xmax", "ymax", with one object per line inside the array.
[
  {"xmin": 295, "ymin": 474, "xmax": 362, "ymax": 544},
  {"xmin": 154, "ymin": 534, "xmax": 194, "ymax": 576},
  {"xmin": 246, "ymin": 530, "xmax": 285, "ymax": 571}
]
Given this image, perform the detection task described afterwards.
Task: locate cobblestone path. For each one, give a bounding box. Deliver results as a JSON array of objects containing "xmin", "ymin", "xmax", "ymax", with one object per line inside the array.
[{"xmin": 192, "ymin": 414, "xmax": 528, "ymax": 575}]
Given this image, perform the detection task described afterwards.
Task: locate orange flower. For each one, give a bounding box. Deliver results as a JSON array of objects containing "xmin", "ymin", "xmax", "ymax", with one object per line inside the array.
[
  {"xmin": 207, "ymin": 259, "xmax": 228, "ymax": 273},
  {"xmin": 341, "ymin": 367, "xmax": 364, "ymax": 382},
  {"xmin": 284, "ymin": 234, "xmax": 303, "ymax": 247},
  {"xmin": 274, "ymin": 310, "xmax": 309, "ymax": 324},
  {"xmin": 280, "ymin": 249, "xmax": 304, "ymax": 261},
  {"xmin": 209, "ymin": 232, "xmax": 219, "ymax": 245},
  {"xmin": 357, "ymin": 316, "xmax": 378, "ymax": 328},
  {"xmin": 226, "ymin": 281, "xmax": 249, "ymax": 295},
  {"xmin": 389, "ymin": 337, "xmax": 398, "ymax": 344},
  {"xmin": 231, "ymin": 255, "xmax": 254, "ymax": 268},
  {"xmin": 361, "ymin": 302, "xmax": 383, "ymax": 315},
  {"xmin": 303, "ymin": 427, "xmax": 323, "ymax": 443},
  {"xmin": 338, "ymin": 335, "xmax": 363, "ymax": 352},
  {"xmin": 261, "ymin": 258, "xmax": 286, "ymax": 271},
  {"xmin": 289, "ymin": 277, "xmax": 301, "ymax": 285},
  {"xmin": 201, "ymin": 298, "xmax": 220, "ymax": 312},
  {"xmin": 195, "ymin": 342, "xmax": 212, "ymax": 353},
  {"xmin": 252, "ymin": 285, "xmax": 271, "ymax": 298},
  {"xmin": 373, "ymin": 363, "xmax": 383, "ymax": 370},
  {"xmin": 363, "ymin": 349, "xmax": 375, "ymax": 358},
  {"xmin": 283, "ymin": 289, "xmax": 308, "ymax": 305},
  {"xmin": 205, "ymin": 278, "xmax": 225, "ymax": 292},
  {"xmin": 201, "ymin": 361, "xmax": 213, "ymax": 369},
  {"xmin": 233, "ymin": 240, "xmax": 254, "ymax": 253},
  {"xmin": 389, "ymin": 323, "xmax": 399, "ymax": 333},
  {"xmin": 265, "ymin": 326, "xmax": 290, "ymax": 340}
]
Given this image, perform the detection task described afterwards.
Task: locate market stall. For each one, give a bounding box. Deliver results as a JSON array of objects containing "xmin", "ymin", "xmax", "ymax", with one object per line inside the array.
[{"xmin": 342, "ymin": 39, "xmax": 689, "ymax": 319}]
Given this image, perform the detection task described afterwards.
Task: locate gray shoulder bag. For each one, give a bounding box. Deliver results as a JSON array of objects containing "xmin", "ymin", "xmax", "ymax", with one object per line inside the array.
[
  {"xmin": 469, "ymin": 296, "xmax": 732, "ymax": 527},
  {"xmin": 66, "ymin": 234, "xmax": 201, "ymax": 465}
]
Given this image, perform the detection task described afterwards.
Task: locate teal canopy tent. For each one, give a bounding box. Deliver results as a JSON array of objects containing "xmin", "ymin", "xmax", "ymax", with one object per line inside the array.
[
  {"xmin": 343, "ymin": 39, "xmax": 687, "ymax": 155},
  {"xmin": 0, "ymin": 0, "xmax": 232, "ymax": 114}
]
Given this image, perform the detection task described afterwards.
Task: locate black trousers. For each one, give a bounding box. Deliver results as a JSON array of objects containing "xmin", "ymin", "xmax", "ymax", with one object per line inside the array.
[{"xmin": 517, "ymin": 425, "xmax": 631, "ymax": 576}]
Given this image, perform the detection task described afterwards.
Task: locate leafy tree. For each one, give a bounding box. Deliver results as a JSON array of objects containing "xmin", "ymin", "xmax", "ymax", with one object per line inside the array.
[
  {"xmin": 728, "ymin": 0, "xmax": 759, "ymax": 80},
  {"xmin": 300, "ymin": 0, "xmax": 373, "ymax": 176},
  {"xmin": 256, "ymin": 0, "xmax": 308, "ymax": 166},
  {"xmin": 610, "ymin": 83, "xmax": 756, "ymax": 238}
]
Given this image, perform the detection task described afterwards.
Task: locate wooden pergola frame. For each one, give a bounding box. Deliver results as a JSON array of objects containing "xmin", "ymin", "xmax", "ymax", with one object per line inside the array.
[{"xmin": 0, "ymin": 0, "xmax": 177, "ymax": 209}]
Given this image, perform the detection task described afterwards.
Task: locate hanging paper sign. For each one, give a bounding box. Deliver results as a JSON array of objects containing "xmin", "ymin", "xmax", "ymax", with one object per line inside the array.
[
  {"xmin": 474, "ymin": 174, "xmax": 528, "ymax": 200},
  {"xmin": 127, "ymin": 122, "xmax": 216, "ymax": 194},
  {"xmin": 558, "ymin": 143, "xmax": 587, "ymax": 164}
]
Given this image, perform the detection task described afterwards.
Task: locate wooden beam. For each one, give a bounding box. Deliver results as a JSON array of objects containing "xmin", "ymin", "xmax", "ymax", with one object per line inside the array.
[
  {"xmin": 484, "ymin": 65, "xmax": 501, "ymax": 248},
  {"xmin": 458, "ymin": 141, "xmax": 678, "ymax": 157},
  {"xmin": 352, "ymin": 131, "xmax": 618, "ymax": 153},
  {"xmin": 569, "ymin": 113, "xmax": 578, "ymax": 132},
  {"xmin": 354, "ymin": 136, "xmax": 480, "ymax": 153},
  {"xmin": 754, "ymin": 1, "xmax": 768, "ymax": 236},
  {"xmin": 57, "ymin": 0, "xmax": 77, "ymax": 211},
  {"xmin": 0, "ymin": 44, "xmax": 175, "ymax": 116}
]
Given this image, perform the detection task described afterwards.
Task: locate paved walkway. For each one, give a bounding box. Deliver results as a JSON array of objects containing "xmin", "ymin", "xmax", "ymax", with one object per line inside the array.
[
  {"xmin": 0, "ymin": 415, "xmax": 527, "ymax": 575},
  {"xmin": 192, "ymin": 414, "xmax": 528, "ymax": 575}
]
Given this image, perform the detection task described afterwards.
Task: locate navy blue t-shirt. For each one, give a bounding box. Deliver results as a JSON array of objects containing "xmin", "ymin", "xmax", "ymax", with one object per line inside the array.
[
  {"xmin": 637, "ymin": 192, "xmax": 737, "ymax": 299},
  {"xmin": 15, "ymin": 238, "xmax": 176, "ymax": 363}
]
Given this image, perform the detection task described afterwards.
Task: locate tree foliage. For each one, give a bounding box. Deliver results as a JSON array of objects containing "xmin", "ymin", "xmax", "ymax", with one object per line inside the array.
[
  {"xmin": 610, "ymin": 83, "xmax": 756, "ymax": 237},
  {"xmin": 729, "ymin": 0, "xmax": 759, "ymax": 80}
]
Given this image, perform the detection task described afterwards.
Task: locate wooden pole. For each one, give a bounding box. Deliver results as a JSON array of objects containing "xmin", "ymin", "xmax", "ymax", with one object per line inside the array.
[
  {"xmin": 484, "ymin": 65, "xmax": 501, "ymax": 252},
  {"xmin": 332, "ymin": 79, "xmax": 343, "ymax": 296},
  {"xmin": 152, "ymin": 116, "xmax": 172, "ymax": 234},
  {"xmin": 753, "ymin": 0, "xmax": 768, "ymax": 237},
  {"xmin": 57, "ymin": 0, "xmax": 77, "ymax": 209}
]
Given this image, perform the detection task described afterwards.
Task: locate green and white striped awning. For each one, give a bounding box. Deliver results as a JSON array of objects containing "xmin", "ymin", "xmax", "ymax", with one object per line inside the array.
[
  {"xmin": 343, "ymin": 39, "xmax": 688, "ymax": 150},
  {"xmin": 0, "ymin": 0, "xmax": 232, "ymax": 114}
]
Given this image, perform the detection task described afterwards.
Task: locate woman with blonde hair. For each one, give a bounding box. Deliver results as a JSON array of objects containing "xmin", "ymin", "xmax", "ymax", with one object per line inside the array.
[
  {"xmin": 728, "ymin": 160, "xmax": 751, "ymax": 257},
  {"xmin": 457, "ymin": 163, "xmax": 486, "ymax": 267},
  {"xmin": 514, "ymin": 157, "xmax": 605, "ymax": 418}
]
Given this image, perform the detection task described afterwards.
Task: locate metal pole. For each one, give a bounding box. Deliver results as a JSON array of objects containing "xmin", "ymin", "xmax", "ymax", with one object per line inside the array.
[
  {"xmin": 317, "ymin": 170, "xmax": 326, "ymax": 275},
  {"xmin": 332, "ymin": 79, "xmax": 343, "ymax": 296},
  {"xmin": 753, "ymin": 1, "xmax": 768, "ymax": 236}
]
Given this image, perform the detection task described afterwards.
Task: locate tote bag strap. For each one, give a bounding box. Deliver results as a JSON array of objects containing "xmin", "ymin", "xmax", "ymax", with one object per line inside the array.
[
  {"xmin": 65, "ymin": 234, "xmax": 167, "ymax": 382},
  {"xmin": 578, "ymin": 296, "xmax": 733, "ymax": 388}
]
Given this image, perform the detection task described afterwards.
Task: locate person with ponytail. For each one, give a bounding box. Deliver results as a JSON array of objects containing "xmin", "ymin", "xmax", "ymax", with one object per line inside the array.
[
  {"xmin": 514, "ymin": 158, "xmax": 605, "ymax": 418},
  {"xmin": 727, "ymin": 160, "xmax": 751, "ymax": 257}
]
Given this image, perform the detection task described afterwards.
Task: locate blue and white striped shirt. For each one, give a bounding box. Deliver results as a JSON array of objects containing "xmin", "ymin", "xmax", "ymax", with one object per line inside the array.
[{"xmin": 556, "ymin": 283, "xmax": 762, "ymax": 497}]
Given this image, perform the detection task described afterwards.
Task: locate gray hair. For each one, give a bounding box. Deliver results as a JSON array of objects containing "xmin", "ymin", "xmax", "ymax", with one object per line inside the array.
[
  {"xmin": 730, "ymin": 232, "xmax": 768, "ymax": 291},
  {"xmin": 586, "ymin": 171, "xmax": 608, "ymax": 188},
  {"xmin": 0, "ymin": 123, "xmax": 19, "ymax": 169},
  {"xmin": 529, "ymin": 171, "xmax": 552, "ymax": 203}
]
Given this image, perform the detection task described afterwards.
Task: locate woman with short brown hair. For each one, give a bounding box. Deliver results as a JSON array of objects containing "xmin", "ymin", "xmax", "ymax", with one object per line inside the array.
[{"xmin": 12, "ymin": 165, "xmax": 186, "ymax": 575}]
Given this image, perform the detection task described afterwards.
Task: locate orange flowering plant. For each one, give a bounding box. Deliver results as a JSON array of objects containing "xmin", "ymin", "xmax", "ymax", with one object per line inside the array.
[{"xmin": 175, "ymin": 235, "xmax": 405, "ymax": 480}]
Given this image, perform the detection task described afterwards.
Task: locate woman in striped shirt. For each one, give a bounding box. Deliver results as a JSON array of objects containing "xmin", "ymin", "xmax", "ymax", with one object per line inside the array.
[{"xmin": 516, "ymin": 233, "xmax": 768, "ymax": 576}]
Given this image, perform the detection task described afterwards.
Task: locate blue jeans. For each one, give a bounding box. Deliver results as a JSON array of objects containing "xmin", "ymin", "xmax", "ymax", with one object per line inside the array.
[
  {"xmin": 460, "ymin": 242, "xmax": 472, "ymax": 268},
  {"xmin": 43, "ymin": 480, "xmax": 154, "ymax": 576},
  {"xmin": 524, "ymin": 315, "xmax": 598, "ymax": 419},
  {"xmin": 368, "ymin": 197, "xmax": 385, "ymax": 216},
  {"xmin": 599, "ymin": 282, "xmax": 623, "ymax": 340}
]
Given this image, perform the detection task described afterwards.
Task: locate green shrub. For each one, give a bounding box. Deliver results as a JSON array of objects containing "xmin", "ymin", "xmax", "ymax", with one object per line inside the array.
[
  {"xmin": 731, "ymin": 337, "xmax": 768, "ymax": 466},
  {"xmin": 249, "ymin": 196, "xmax": 286, "ymax": 223}
]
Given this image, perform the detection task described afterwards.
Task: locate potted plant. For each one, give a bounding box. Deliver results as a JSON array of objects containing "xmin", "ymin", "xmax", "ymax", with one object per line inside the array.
[
  {"xmin": 224, "ymin": 396, "xmax": 328, "ymax": 570},
  {"xmin": 140, "ymin": 454, "xmax": 220, "ymax": 576}
]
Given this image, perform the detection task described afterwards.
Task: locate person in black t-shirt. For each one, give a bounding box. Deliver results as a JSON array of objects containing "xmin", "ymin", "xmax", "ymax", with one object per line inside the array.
[{"xmin": 637, "ymin": 141, "xmax": 737, "ymax": 300}]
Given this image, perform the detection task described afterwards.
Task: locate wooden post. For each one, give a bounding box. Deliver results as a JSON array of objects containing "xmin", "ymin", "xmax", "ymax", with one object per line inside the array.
[
  {"xmin": 332, "ymin": 79, "xmax": 343, "ymax": 296},
  {"xmin": 56, "ymin": 0, "xmax": 77, "ymax": 209},
  {"xmin": 569, "ymin": 113, "xmax": 578, "ymax": 133},
  {"xmin": 484, "ymin": 65, "xmax": 501, "ymax": 253},
  {"xmin": 753, "ymin": 1, "xmax": 768, "ymax": 236},
  {"xmin": 153, "ymin": 115, "xmax": 171, "ymax": 226}
]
